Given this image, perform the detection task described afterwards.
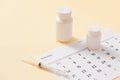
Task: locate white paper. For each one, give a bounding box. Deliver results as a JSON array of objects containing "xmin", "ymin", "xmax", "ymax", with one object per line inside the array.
[{"xmin": 36, "ymin": 29, "xmax": 120, "ymax": 80}]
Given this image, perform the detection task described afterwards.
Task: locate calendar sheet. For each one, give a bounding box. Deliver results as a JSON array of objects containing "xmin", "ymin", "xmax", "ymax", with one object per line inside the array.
[{"xmin": 36, "ymin": 29, "xmax": 120, "ymax": 80}]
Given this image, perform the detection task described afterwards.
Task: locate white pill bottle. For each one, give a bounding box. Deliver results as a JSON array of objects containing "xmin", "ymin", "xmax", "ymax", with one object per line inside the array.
[
  {"xmin": 87, "ymin": 26, "xmax": 101, "ymax": 50},
  {"xmin": 56, "ymin": 8, "xmax": 73, "ymax": 42}
]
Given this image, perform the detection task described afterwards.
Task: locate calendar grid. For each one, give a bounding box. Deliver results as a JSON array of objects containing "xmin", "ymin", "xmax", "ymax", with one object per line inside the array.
[{"xmin": 36, "ymin": 30, "xmax": 120, "ymax": 80}]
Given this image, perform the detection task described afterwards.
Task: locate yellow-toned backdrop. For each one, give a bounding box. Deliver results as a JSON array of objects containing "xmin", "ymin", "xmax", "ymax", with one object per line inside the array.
[{"xmin": 0, "ymin": 0, "xmax": 120, "ymax": 80}]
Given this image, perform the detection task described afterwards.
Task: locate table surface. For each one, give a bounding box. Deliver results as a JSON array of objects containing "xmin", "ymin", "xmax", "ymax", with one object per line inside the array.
[{"xmin": 0, "ymin": 0, "xmax": 120, "ymax": 80}]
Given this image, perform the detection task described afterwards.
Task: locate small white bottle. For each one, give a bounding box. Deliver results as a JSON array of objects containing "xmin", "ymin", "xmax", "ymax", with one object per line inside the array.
[
  {"xmin": 87, "ymin": 26, "xmax": 101, "ymax": 50},
  {"xmin": 56, "ymin": 8, "xmax": 73, "ymax": 42}
]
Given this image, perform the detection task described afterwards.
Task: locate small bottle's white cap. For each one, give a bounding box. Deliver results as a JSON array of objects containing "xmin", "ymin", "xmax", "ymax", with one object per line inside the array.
[
  {"xmin": 57, "ymin": 8, "xmax": 72, "ymax": 18},
  {"xmin": 88, "ymin": 26, "xmax": 101, "ymax": 37}
]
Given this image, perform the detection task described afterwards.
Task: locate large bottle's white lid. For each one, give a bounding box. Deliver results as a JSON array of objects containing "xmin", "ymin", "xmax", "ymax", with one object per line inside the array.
[
  {"xmin": 57, "ymin": 8, "xmax": 71, "ymax": 17},
  {"xmin": 88, "ymin": 26, "xmax": 101, "ymax": 37}
]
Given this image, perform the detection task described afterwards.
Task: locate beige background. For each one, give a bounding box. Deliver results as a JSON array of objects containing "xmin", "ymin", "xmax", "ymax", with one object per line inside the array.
[{"xmin": 0, "ymin": 0, "xmax": 120, "ymax": 80}]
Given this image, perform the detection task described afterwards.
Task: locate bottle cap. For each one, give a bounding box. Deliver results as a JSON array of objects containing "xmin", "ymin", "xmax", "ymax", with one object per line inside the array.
[
  {"xmin": 57, "ymin": 8, "xmax": 71, "ymax": 20},
  {"xmin": 88, "ymin": 26, "xmax": 101, "ymax": 37}
]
